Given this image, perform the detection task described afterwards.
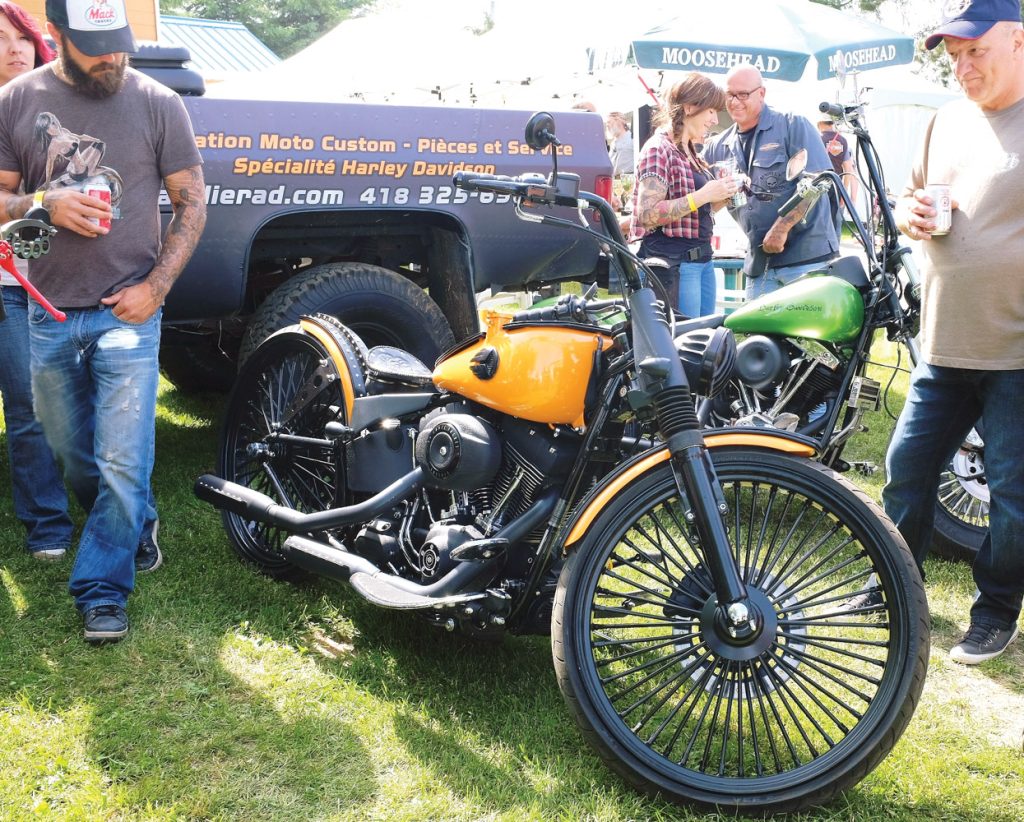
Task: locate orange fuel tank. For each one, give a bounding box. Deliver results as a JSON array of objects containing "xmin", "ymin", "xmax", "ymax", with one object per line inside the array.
[{"xmin": 433, "ymin": 310, "xmax": 613, "ymax": 429}]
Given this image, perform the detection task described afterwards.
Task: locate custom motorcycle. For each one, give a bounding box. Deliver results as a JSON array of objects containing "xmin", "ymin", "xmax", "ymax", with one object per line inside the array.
[
  {"xmin": 698, "ymin": 100, "xmax": 986, "ymax": 561},
  {"xmin": 195, "ymin": 114, "xmax": 928, "ymax": 813}
]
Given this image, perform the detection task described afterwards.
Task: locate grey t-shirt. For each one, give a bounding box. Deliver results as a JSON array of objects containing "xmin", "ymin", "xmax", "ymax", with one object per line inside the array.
[
  {"xmin": 906, "ymin": 96, "xmax": 1024, "ymax": 369},
  {"xmin": 0, "ymin": 65, "xmax": 202, "ymax": 307}
]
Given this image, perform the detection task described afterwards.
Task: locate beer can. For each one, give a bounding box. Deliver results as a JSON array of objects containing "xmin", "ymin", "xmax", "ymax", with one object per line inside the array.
[
  {"xmin": 730, "ymin": 173, "xmax": 748, "ymax": 208},
  {"xmin": 84, "ymin": 183, "xmax": 112, "ymax": 230},
  {"xmin": 925, "ymin": 183, "xmax": 951, "ymax": 236}
]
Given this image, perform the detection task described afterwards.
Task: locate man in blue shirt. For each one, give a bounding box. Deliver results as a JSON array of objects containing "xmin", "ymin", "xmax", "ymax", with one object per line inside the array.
[{"xmin": 704, "ymin": 65, "xmax": 839, "ymax": 298}]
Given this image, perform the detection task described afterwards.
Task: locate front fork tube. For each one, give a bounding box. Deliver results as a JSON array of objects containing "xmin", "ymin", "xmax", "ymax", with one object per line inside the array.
[
  {"xmin": 629, "ymin": 285, "xmax": 754, "ymax": 627},
  {"xmin": 670, "ymin": 437, "xmax": 748, "ymax": 610}
]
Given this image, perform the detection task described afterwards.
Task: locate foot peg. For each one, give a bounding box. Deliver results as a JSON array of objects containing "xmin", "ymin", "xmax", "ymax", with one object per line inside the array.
[{"xmin": 450, "ymin": 538, "xmax": 509, "ymax": 563}]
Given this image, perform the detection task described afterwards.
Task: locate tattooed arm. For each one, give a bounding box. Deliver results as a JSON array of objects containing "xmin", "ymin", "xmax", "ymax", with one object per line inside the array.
[
  {"xmin": 761, "ymin": 197, "xmax": 813, "ymax": 254},
  {"xmin": 101, "ymin": 165, "xmax": 207, "ymax": 323},
  {"xmin": 0, "ymin": 168, "xmax": 119, "ymax": 235},
  {"xmin": 635, "ymin": 174, "xmax": 736, "ymax": 231},
  {"xmin": 0, "ymin": 169, "xmax": 27, "ymax": 221}
]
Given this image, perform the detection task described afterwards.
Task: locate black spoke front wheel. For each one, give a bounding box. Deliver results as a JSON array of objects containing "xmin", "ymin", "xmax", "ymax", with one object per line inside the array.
[{"xmin": 553, "ymin": 449, "xmax": 928, "ymax": 813}]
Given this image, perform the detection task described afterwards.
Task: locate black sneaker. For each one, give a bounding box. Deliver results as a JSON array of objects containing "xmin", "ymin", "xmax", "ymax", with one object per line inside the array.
[
  {"xmin": 136, "ymin": 519, "xmax": 162, "ymax": 573},
  {"xmin": 83, "ymin": 605, "xmax": 129, "ymax": 644},
  {"xmin": 836, "ymin": 577, "xmax": 885, "ymax": 615},
  {"xmin": 950, "ymin": 622, "xmax": 1020, "ymax": 665}
]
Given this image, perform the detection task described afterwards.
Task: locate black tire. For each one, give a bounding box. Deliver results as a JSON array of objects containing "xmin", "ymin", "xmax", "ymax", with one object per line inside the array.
[
  {"xmin": 239, "ymin": 262, "xmax": 455, "ymax": 365},
  {"xmin": 552, "ymin": 450, "xmax": 929, "ymax": 814},
  {"xmin": 931, "ymin": 428, "xmax": 987, "ymax": 563},
  {"xmin": 218, "ymin": 326, "xmax": 363, "ymax": 578},
  {"xmin": 158, "ymin": 339, "xmax": 238, "ymax": 394}
]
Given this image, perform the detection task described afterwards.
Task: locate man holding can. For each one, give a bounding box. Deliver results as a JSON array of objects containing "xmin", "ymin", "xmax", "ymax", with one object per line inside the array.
[
  {"xmin": 703, "ymin": 64, "xmax": 840, "ymax": 299},
  {"xmin": 882, "ymin": 0, "xmax": 1024, "ymax": 664},
  {"xmin": 0, "ymin": 0, "xmax": 206, "ymax": 643}
]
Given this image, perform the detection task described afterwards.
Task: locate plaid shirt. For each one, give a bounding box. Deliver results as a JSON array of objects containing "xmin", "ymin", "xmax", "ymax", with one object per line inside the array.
[{"xmin": 631, "ymin": 128, "xmax": 704, "ymax": 240}]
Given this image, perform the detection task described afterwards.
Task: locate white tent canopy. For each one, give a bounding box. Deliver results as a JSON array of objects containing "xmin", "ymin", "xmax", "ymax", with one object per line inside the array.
[
  {"xmin": 208, "ymin": 0, "xmax": 959, "ymax": 196},
  {"xmin": 208, "ymin": 0, "xmax": 677, "ymax": 107}
]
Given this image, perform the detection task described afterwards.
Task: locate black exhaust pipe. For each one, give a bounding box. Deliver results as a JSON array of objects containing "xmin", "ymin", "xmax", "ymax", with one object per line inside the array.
[
  {"xmin": 194, "ymin": 467, "xmax": 426, "ymax": 532},
  {"xmin": 282, "ymin": 490, "xmax": 560, "ymax": 609}
]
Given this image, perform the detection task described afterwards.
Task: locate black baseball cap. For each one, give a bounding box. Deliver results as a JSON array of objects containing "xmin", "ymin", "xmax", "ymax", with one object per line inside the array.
[
  {"xmin": 46, "ymin": 0, "xmax": 138, "ymax": 56},
  {"xmin": 925, "ymin": 0, "xmax": 1023, "ymax": 50}
]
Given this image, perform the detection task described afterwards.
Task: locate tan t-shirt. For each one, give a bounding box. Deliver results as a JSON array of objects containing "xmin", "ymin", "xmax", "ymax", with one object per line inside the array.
[{"xmin": 906, "ymin": 95, "xmax": 1024, "ymax": 369}]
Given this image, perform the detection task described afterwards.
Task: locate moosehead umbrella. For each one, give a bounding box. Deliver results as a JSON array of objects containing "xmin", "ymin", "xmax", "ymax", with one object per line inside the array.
[{"xmin": 589, "ymin": 0, "xmax": 915, "ymax": 82}]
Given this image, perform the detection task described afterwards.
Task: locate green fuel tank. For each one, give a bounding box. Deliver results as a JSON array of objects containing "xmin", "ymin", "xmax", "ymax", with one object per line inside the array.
[{"xmin": 724, "ymin": 275, "xmax": 865, "ymax": 343}]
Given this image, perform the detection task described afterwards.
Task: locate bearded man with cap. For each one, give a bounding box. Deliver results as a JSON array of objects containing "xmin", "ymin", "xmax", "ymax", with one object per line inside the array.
[
  {"xmin": 0, "ymin": 0, "xmax": 206, "ymax": 643},
  {"xmin": 880, "ymin": 0, "xmax": 1024, "ymax": 664}
]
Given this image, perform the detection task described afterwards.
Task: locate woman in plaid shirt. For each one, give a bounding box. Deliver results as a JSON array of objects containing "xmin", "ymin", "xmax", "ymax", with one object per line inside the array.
[{"xmin": 630, "ymin": 73, "xmax": 739, "ymax": 317}]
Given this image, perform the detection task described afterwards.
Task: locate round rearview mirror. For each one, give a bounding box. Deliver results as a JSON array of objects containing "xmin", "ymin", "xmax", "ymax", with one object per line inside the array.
[
  {"xmin": 786, "ymin": 149, "xmax": 809, "ymax": 181},
  {"xmin": 525, "ymin": 112, "xmax": 557, "ymax": 151}
]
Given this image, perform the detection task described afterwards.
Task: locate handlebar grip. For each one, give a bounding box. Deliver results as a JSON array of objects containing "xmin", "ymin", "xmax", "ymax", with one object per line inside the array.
[
  {"xmin": 453, "ymin": 171, "xmax": 515, "ymax": 191},
  {"xmin": 778, "ymin": 191, "xmax": 804, "ymax": 217},
  {"xmin": 511, "ymin": 303, "xmax": 563, "ymax": 323},
  {"xmin": 453, "ymin": 171, "xmax": 499, "ymax": 187}
]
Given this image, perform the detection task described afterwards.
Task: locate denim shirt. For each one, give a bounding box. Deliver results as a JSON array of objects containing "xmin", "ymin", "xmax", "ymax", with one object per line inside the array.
[{"xmin": 704, "ymin": 106, "xmax": 838, "ymax": 273}]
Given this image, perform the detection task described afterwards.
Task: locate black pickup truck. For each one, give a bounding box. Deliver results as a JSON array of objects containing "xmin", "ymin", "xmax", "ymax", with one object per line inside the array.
[{"xmin": 135, "ymin": 47, "xmax": 613, "ymax": 392}]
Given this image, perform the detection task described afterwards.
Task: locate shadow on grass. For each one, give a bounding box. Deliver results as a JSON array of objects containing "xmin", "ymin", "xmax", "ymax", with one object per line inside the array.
[
  {"xmin": 0, "ymin": 542, "xmax": 377, "ymax": 818},
  {"xmin": 1, "ymin": 383, "xmax": 375, "ymax": 818}
]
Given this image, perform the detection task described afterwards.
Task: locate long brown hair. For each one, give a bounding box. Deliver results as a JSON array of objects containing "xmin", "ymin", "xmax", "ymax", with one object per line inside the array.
[
  {"xmin": 0, "ymin": 2, "xmax": 54, "ymax": 67},
  {"xmin": 653, "ymin": 73, "xmax": 726, "ymax": 169}
]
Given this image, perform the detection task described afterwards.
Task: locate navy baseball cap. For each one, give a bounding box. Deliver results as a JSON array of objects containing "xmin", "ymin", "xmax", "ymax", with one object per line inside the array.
[
  {"xmin": 46, "ymin": 0, "xmax": 138, "ymax": 56},
  {"xmin": 925, "ymin": 0, "xmax": 1023, "ymax": 50}
]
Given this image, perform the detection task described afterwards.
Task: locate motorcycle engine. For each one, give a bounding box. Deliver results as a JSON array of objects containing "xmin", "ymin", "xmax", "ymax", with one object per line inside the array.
[
  {"xmin": 414, "ymin": 413, "xmax": 502, "ymax": 491},
  {"xmin": 715, "ymin": 336, "xmax": 845, "ymax": 427}
]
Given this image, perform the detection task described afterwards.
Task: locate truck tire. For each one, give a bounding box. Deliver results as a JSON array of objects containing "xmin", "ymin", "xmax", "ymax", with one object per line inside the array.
[
  {"xmin": 159, "ymin": 338, "xmax": 238, "ymax": 394},
  {"xmin": 239, "ymin": 262, "xmax": 456, "ymax": 365}
]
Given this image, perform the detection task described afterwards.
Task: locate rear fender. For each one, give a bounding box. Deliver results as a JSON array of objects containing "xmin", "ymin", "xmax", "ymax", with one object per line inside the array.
[
  {"xmin": 562, "ymin": 429, "xmax": 818, "ymax": 549},
  {"xmin": 296, "ymin": 315, "xmax": 367, "ymax": 423}
]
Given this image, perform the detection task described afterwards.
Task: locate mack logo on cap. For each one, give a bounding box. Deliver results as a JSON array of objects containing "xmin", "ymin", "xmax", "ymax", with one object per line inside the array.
[{"xmin": 69, "ymin": 0, "xmax": 124, "ymax": 31}]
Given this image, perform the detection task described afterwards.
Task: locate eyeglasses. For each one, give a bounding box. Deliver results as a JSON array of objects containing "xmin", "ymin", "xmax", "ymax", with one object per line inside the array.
[
  {"xmin": 726, "ymin": 87, "xmax": 762, "ymax": 102},
  {"xmin": 743, "ymin": 183, "xmax": 776, "ymax": 202}
]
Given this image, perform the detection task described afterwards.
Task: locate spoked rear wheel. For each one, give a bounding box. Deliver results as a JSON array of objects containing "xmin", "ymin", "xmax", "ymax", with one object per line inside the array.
[
  {"xmin": 932, "ymin": 427, "xmax": 987, "ymax": 562},
  {"xmin": 553, "ymin": 449, "xmax": 929, "ymax": 813},
  {"xmin": 218, "ymin": 327, "xmax": 358, "ymax": 577}
]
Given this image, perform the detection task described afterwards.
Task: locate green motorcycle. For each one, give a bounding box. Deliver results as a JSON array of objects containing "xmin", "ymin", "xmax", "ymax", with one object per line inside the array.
[{"xmin": 696, "ymin": 101, "xmax": 986, "ymax": 562}]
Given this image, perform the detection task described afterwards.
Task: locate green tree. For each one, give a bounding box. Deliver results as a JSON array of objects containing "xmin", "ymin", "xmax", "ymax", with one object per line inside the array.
[{"xmin": 163, "ymin": 0, "xmax": 375, "ymax": 58}]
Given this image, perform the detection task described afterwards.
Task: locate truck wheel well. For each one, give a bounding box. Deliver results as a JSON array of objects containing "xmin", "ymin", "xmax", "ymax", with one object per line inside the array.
[
  {"xmin": 242, "ymin": 208, "xmax": 477, "ymax": 339},
  {"xmin": 238, "ymin": 261, "xmax": 457, "ymax": 367}
]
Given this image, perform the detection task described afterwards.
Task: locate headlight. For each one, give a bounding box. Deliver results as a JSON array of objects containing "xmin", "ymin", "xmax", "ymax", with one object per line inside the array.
[{"xmin": 675, "ymin": 326, "xmax": 736, "ymax": 398}]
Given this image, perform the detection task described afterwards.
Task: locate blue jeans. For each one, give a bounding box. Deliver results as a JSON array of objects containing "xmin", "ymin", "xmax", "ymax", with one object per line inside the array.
[
  {"xmin": 746, "ymin": 260, "xmax": 826, "ymax": 300},
  {"xmin": 29, "ymin": 302, "xmax": 161, "ymax": 613},
  {"xmin": 678, "ymin": 260, "xmax": 716, "ymax": 318},
  {"xmin": 0, "ymin": 287, "xmax": 73, "ymax": 552},
  {"xmin": 883, "ymin": 361, "xmax": 1024, "ymax": 630}
]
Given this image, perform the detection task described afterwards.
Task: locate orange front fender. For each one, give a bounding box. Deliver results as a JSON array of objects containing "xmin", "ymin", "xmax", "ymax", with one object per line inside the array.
[{"xmin": 563, "ymin": 431, "xmax": 817, "ymax": 548}]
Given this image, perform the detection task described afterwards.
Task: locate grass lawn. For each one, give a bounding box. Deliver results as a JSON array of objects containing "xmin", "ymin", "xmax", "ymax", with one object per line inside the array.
[{"xmin": 1, "ymin": 335, "xmax": 1022, "ymax": 821}]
